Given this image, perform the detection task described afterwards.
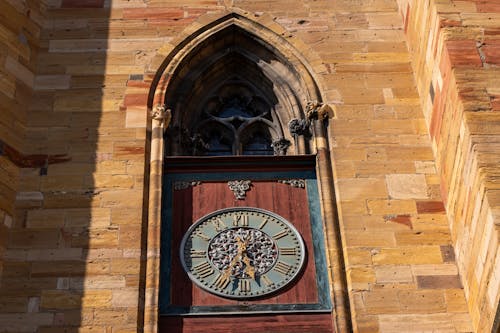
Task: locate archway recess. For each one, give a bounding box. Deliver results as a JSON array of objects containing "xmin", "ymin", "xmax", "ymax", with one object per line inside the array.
[
  {"xmin": 154, "ymin": 13, "xmax": 325, "ymax": 156},
  {"xmin": 142, "ymin": 11, "xmax": 350, "ymax": 333}
]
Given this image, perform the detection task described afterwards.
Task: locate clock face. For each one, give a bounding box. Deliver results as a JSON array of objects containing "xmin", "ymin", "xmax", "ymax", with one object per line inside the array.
[{"xmin": 179, "ymin": 207, "xmax": 306, "ymax": 299}]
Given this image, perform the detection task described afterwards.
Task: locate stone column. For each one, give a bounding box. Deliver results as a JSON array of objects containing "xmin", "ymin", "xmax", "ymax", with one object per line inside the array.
[
  {"xmin": 144, "ymin": 104, "xmax": 171, "ymax": 333},
  {"xmin": 307, "ymin": 101, "xmax": 351, "ymax": 333}
]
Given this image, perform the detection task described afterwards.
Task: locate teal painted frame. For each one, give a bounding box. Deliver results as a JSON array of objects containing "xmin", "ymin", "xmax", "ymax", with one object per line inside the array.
[{"xmin": 160, "ymin": 160, "xmax": 332, "ymax": 316}]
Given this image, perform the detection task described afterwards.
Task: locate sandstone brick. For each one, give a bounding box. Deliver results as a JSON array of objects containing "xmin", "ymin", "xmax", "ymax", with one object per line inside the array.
[
  {"xmin": 411, "ymin": 264, "xmax": 458, "ymax": 276},
  {"xmin": 110, "ymin": 258, "xmax": 140, "ymax": 274},
  {"xmin": 398, "ymin": 290, "xmax": 447, "ymax": 313},
  {"xmin": 378, "ymin": 313, "xmax": 455, "ymax": 332},
  {"xmin": 445, "ymin": 289, "xmax": 469, "ymax": 313},
  {"xmin": 416, "ymin": 200, "xmax": 446, "ymax": 213},
  {"xmin": 27, "ymin": 248, "xmax": 83, "ymax": 261},
  {"xmin": 84, "ymin": 248, "xmax": 123, "ymax": 260},
  {"xmin": 34, "ymin": 75, "xmax": 71, "ymax": 90},
  {"xmin": 352, "ymin": 161, "xmax": 416, "ymax": 177},
  {"xmin": 375, "ymin": 265, "xmax": 413, "ymax": 283},
  {"xmin": 355, "ymin": 314, "xmax": 379, "ymax": 333},
  {"xmin": 385, "ymin": 147, "xmax": 435, "ymax": 161},
  {"xmin": 71, "ymin": 229, "xmax": 119, "ymax": 248},
  {"xmin": 386, "ymin": 174, "xmax": 428, "ymax": 199},
  {"xmin": 112, "ymin": 142, "xmax": 145, "ymax": 160},
  {"xmin": 99, "ymin": 190, "xmax": 143, "ymax": 208},
  {"xmin": 346, "ymin": 248, "xmax": 373, "ymax": 266},
  {"xmin": 125, "ymin": 106, "xmax": 147, "ymax": 128},
  {"xmin": 411, "ymin": 214, "xmax": 450, "ymax": 231},
  {"xmin": 332, "ymin": 148, "xmax": 366, "ymax": 161},
  {"xmin": 8, "ymin": 230, "xmax": 60, "ymax": 249},
  {"xmin": 416, "ymin": 275, "xmax": 462, "ymax": 289},
  {"xmin": 395, "ymin": 230, "xmax": 451, "ymax": 245},
  {"xmin": 119, "ymin": 225, "xmax": 142, "ymax": 248},
  {"xmin": 452, "ymin": 312, "xmax": 475, "ymax": 333},
  {"xmin": 87, "ymin": 174, "xmax": 135, "ymax": 189},
  {"xmin": 0, "ymin": 313, "xmax": 54, "ymax": 332},
  {"xmin": 95, "ymin": 160, "xmax": 128, "ymax": 174},
  {"xmin": 337, "ymin": 201, "xmax": 367, "ymax": 216},
  {"xmin": 373, "ymin": 246, "xmax": 443, "ymax": 265},
  {"xmin": 41, "ymin": 290, "xmax": 82, "ymax": 309},
  {"xmin": 367, "ymin": 199, "xmax": 417, "ymax": 215},
  {"xmin": 5, "ymin": 56, "xmax": 35, "ymax": 87},
  {"xmin": 112, "ymin": 289, "xmax": 139, "ymax": 307},
  {"xmin": 65, "ymin": 208, "xmax": 111, "ymax": 228},
  {"xmin": 345, "ymin": 230, "xmax": 396, "ymax": 247},
  {"xmin": 26, "ymin": 209, "xmax": 65, "ymax": 228},
  {"xmin": 81, "ymin": 290, "xmax": 113, "ymax": 308},
  {"xmin": 0, "ymin": 297, "xmax": 28, "ymax": 313},
  {"xmin": 86, "ymin": 259, "xmax": 112, "ymax": 277},
  {"xmin": 92, "ymin": 309, "xmax": 128, "ymax": 325},
  {"xmin": 361, "ymin": 290, "xmax": 401, "ymax": 314},
  {"xmin": 337, "ymin": 178, "xmax": 388, "ymax": 200},
  {"xmin": 70, "ymin": 275, "xmax": 126, "ymax": 290}
]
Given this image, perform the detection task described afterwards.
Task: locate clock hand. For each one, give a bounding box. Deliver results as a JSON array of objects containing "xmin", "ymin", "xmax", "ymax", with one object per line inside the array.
[
  {"xmin": 241, "ymin": 253, "xmax": 255, "ymax": 279},
  {"xmin": 222, "ymin": 236, "xmax": 245, "ymax": 279},
  {"xmin": 237, "ymin": 236, "xmax": 256, "ymax": 279}
]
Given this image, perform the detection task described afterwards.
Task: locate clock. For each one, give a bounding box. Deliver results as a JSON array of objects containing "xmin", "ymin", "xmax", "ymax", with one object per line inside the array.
[{"xmin": 179, "ymin": 207, "xmax": 306, "ymax": 299}]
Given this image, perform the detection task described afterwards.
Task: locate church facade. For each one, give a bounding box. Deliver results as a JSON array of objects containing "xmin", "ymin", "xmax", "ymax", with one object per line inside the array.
[{"xmin": 0, "ymin": 0, "xmax": 498, "ymax": 332}]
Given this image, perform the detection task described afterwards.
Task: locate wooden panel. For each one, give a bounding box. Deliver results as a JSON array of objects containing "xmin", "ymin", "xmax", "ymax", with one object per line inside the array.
[
  {"xmin": 161, "ymin": 156, "xmax": 333, "ymax": 333},
  {"xmin": 159, "ymin": 313, "xmax": 334, "ymax": 333},
  {"xmin": 169, "ymin": 181, "xmax": 318, "ymax": 308}
]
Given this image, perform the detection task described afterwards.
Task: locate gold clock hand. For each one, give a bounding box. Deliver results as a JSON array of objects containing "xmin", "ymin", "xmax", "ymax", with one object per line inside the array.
[
  {"xmin": 241, "ymin": 254, "xmax": 255, "ymax": 279},
  {"xmin": 222, "ymin": 236, "xmax": 245, "ymax": 279}
]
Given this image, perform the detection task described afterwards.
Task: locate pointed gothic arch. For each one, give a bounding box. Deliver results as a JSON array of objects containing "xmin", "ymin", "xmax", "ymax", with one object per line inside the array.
[
  {"xmin": 148, "ymin": 12, "xmax": 327, "ymax": 156},
  {"xmin": 142, "ymin": 11, "xmax": 351, "ymax": 333}
]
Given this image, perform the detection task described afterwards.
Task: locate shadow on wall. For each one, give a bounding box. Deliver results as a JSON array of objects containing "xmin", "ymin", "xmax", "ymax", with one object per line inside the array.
[{"xmin": 0, "ymin": 1, "xmax": 115, "ymax": 331}]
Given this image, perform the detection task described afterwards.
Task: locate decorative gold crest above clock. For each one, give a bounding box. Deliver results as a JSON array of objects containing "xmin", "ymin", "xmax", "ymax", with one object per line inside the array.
[{"xmin": 179, "ymin": 207, "xmax": 306, "ymax": 299}]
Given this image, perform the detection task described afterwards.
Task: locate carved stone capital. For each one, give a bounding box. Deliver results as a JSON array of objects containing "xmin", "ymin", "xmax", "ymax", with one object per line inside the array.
[
  {"xmin": 271, "ymin": 138, "xmax": 291, "ymax": 156},
  {"xmin": 305, "ymin": 101, "xmax": 334, "ymax": 121},
  {"xmin": 288, "ymin": 118, "xmax": 310, "ymax": 137},
  {"xmin": 151, "ymin": 104, "xmax": 172, "ymax": 127}
]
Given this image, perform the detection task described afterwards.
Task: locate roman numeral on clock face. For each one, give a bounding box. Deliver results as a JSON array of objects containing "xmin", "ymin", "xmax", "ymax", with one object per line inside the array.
[
  {"xmin": 212, "ymin": 218, "xmax": 227, "ymax": 232},
  {"xmin": 195, "ymin": 232, "xmax": 210, "ymax": 241},
  {"xmin": 273, "ymin": 261, "xmax": 292, "ymax": 275},
  {"xmin": 272, "ymin": 229, "xmax": 288, "ymax": 240},
  {"xmin": 258, "ymin": 218, "xmax": 268, "ymax": 229},
  {"xmin": 192, "ymin": 262, "xmax": 214, "ymax": 278},
  {"xmin": 233, "ymin": 214, "xmax": 249, "ymax": 226},
  {"xmin": 189, "ymin": 249, "xmax": 206, "ymax": 258},
  {"xmin": 279, "ymin": 247, "xmax": 296, "ymax": 255},
  {"xmin": 239, "ymin": 279, "xmax": 251, "ymax": 292},
  {"xmin": 212, "ymin": 273, "xmax": 231, "ymax": 289},
  {"xmin": 261, "ymin": 274, "xmax": 273, "ymax": 286}
]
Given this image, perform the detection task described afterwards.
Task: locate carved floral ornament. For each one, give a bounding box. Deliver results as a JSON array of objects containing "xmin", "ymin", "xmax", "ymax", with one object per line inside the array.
[
  {"xmin": 228, "ymin": 180, "xmax": 252, "ymax": 200},
  {"xmin": 278, "ymin": 179, "xmax": 306, "ymax": 188}
]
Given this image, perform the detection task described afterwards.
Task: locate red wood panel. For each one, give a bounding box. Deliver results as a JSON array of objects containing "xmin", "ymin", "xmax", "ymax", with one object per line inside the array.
[
  {"xmin": 160, "ymin": 313, "xmax": 334, "ymax": 333},
  {"xmin": 169, "ymin": 181, "xmax": 318, "ymax": 308}
]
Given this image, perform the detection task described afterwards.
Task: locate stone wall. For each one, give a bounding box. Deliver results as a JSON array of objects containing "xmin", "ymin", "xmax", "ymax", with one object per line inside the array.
[
  {"xmin": 0, "ymin": 1, "xmax": 43, "ymax": 323},
  {"xmin": 0, "ymin": 0, "xmax": 497, "ymax": 332},
  {"xmin": 397, "ymin": 0, "xmax": 500, "ymax": 331}
]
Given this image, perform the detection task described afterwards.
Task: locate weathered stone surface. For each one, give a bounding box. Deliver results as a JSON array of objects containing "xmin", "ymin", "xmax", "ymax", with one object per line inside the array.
[
  {"xmin": 386, "ymin": 174, "xmax": 428, "ymax": 199},
  {"xmin": 2, "ymin": 0, "xmax": 496, "ymax": 332}
]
